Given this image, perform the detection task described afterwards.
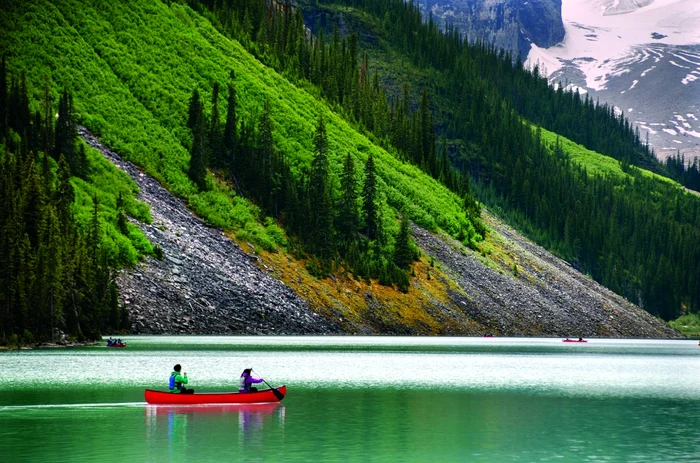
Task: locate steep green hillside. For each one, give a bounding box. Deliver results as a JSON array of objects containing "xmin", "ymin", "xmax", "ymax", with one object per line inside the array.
[
  {"xmin": 0, "ymin": 0, "xmax": 474, "ymax": 252},
  {"xmin": 283, "ymin": 0, "xmax": 700, "ymax": 319},
  {"xmin": 3, "ymin": 0, "xmax": 698, "ymax": 326}
]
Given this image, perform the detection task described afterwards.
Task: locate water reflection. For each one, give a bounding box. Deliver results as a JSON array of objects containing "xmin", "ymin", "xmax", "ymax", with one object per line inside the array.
[{"xmin": 145, "ymin": 403, "xmax": 285, "ymax": 461}]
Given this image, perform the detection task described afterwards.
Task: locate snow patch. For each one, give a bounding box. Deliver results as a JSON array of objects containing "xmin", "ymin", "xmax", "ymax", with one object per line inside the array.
[
  {"xmin": 640, "ymin": 125, "xmax": 657, "ymax": 134},
  {"xmin": 673, "ymin": 140, "xmax": 683, "ymax": 144},
  {"xmin": 663, "ymin": 128, "xmax": 678, "ymax": 135},
  {"xmin": 670, "ymin": 52, "xmax": 700, "ymax": 66},
  {"xmin": 682, "ymin": 73, "xmax": 698, "ymax": 84},
  {"xmin": 628, "ymin": 79, "xmax": 639, "ymax": 90},
  {"xmin": 527, "ymin": 0, "xmax": 700, "ymax": 92},
  {"xmin": 640, "ymin": 65, "xmax": 657, "ymax": 77},
  {"xmin": 687, "ymin": 114, "xmax": 699, "ymax": 121},
  {"xmin": 674, "ymin": 114, "xmax": 692, "ymax": 128},
  {"xmin": 670, "ymin": 60, "xmax": 691, "ymax": 69},
  {"xmin": 558, "ymin": 82, "xmax": 589, "ymax": 94}
]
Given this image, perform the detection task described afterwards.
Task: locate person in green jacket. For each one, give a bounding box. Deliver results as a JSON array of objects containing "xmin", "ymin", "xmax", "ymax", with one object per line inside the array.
[{"xmin": 169, "ymin": 364, "xmax": 194, "ymax": 394}]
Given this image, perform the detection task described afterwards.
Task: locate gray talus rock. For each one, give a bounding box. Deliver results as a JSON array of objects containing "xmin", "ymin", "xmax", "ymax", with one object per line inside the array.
[{"xmin": 418, "ymin": 0, "xmax": 565, "ymax": 59}]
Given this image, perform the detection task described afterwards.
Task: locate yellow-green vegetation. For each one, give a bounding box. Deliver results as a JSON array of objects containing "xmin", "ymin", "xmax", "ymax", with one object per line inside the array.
[
  {"xmin": 539, "ymin": 127, "xmax": 679, "ymax": 186},
  {"xmin": 242, "ymin": 233, "xmax": 480, "ymax": 334},
  {"xmin": 72, "ymin": 144, "xmax": 154, "ymax": 265},
  {"xmin": 669, "ymin": 314, "xmax": 700, "ymax": 338},
  {"xmin": 0, "ymin": 0, "xmax": 474, "ymax": 253}
]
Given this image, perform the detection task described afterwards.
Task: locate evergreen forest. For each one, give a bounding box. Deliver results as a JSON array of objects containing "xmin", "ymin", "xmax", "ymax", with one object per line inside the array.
[
  {"xmin": 188, "ymin": 0, "xmax": 700, "ymax": 319},
  {"xmin": 0, "ymin": 60, "xmax": 154, "ymax": 343},
  {"xmin": 1, "ymin": 0, "xmax": 699, "ymax": 344}
]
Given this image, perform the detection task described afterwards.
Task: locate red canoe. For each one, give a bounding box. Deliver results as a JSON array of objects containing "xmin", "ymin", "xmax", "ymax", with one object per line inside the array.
[
  {"xmin": 107, "ymin": 343, "xmax": 126, "ymax": 348},
  {"xmin": 562, "ymin": 339, "xmax": 587, "ymax": 343},
  {"xmin": 144, "ymin": 386, "xmax": 287, "ymax": 405}
]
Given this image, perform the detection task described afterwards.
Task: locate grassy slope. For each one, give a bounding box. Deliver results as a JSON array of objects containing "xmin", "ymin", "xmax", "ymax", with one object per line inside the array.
[
  {"xmin": 539, "ymin": 128, "xmax": 680, "ymax": 186},
  {"xmin": 668, "ymin": 314, "xmax": 700, "ymax": 338},
  {"xmin": 0, "ymin": 0, "xmax": 474, "ymax": 251},
  {"xmin": 72, "ymin": 145, "xmax": 154, "ymax": 264}
]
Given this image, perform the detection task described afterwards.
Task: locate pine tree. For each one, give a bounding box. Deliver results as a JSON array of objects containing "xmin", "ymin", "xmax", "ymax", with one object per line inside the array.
[
  {"xmin": 223, "ymin": 79, "xmax": 238, "ymax": 164},
  {"xmin": 42, "ymin": 74, "xmax": 53, "ymax": 155},
  {"xmin": 188, "ymin": 97, "xmax": 208, "ymax": 190},
  {"xmin": 22, "ymin": 157, "xmax": 47, "ymax": 249},
  {"xmin": 362, "ymin": 154, "xmax": 378, "ymax": 240},
  {"xmin": 35, "ymin": 205, "xmax": 64, "ymax": 341},
  {"xmin": 393, "ymin": 211, "xmax": 412, "ymax": 270},
  {"xmin": 309, "ymin": 115, "xmax": 334, "ymax": 260},
  {"xmin": 88, "ymin": 194, "xmax": 101, "ymax": 270},
  {"xmin": 116, "ymin": 192, "xmax": 128, "ymax": 235},
  {"xmin": 337, "ymin": 152, "xmax": 359, "ymax": 243},
  {"xmin": 257, "ymin": 100, "xmax": 275, "ymax": 208},
  {"xmin": 55, "ymin": 154, "xmax": 74, "ymax": 225},
  {"xmin": 0, "ymin": 55, "xmax": 7, "ymax": 139},
  {"xmin": 209, "ymin": 82, "xmax": 224, "ymax": 167},
  {"xmin": 54, "ymin": 90, "xmax": 84, "ymax": 177},
  {"xmin": 187, "ymin": 88, "xmax": 201, "ymax": 130}
]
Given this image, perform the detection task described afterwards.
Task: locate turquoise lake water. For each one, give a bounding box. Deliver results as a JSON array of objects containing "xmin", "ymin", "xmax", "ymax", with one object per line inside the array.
[{"xmin": 2, "ymin": 336, "xmax": 700, "ymax": 462}]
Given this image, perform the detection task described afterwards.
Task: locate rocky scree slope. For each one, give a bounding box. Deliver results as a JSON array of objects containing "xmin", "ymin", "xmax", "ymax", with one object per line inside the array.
[
  {"xmin": 83, "ymin": 128, "xmax": 678, "ymax": 338},
  {"xmin": 413, "ymin": 214, "xmax": 680, "ymax": 338},
  {"xmin": 81, "ymin": 128, "xmax": 341, "ymax": 335}
]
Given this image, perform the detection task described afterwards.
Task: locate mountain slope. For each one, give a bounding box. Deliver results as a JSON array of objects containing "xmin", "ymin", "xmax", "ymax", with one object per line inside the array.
[
  {"xmin": 0, "ymin": 0, "xmax": 685, "ymax": 336},
  {"xmin": 296, "ymin": 0, "xmax": 700, "ymax": 320},
  {"xmin": 84, "ymin": 124, "xmax": 678, "ymax": 337},
  {"xmin": 0, "ymin": 0, "xmax": 471, "ymax": 242},
  {"xmin": 80, "ymin": 128, "xmax": 339, "ymax": 335},
  {"xmin": 526, "ymin": 0, "xmax": 700, "ymax": 160}
]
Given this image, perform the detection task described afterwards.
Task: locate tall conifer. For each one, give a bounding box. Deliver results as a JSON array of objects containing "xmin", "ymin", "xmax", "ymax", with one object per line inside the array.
[
  {"xmin": 337, "ymin": 152, "xmax": 359, "ymax": 243},
  {"xmin": 223, "ymin": 79, "xmax": 238, "ymax": 163},
  {"xmin": 309, "ymin": 116, "xmax": 334, "ymax": 259},
  {"xmin": 209, "ymin": 82, "xmax": 223, "ymax": 167},
  {"xmin": 393, "ymin": 211, "xmax": 412, "ymax": 270},
  {"xmin": 0, "ymin": 55, "xmax": 7, "ymax": 139},
  {"xmin": 362, "ymin": 154, "xmax": 378, "ymax": 240}
]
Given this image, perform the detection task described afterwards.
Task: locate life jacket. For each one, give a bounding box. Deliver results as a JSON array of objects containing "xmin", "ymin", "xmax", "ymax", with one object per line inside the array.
[
  {"xmin": 239, "ymin": 374, "xmax": 248, "ymax": 392},
  {"xmin": 169, "ymin": 373, "xmax": 182, "ymax": 392}
]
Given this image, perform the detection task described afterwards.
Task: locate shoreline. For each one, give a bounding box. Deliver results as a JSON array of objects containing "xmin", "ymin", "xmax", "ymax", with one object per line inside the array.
[{"xmin": 0, "ymin": 341, "xmax": 100, "ymax": 351}]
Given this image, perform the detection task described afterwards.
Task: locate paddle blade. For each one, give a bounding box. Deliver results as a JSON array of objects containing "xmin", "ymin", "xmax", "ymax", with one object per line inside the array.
[{"xmin": 272, "ymin": 387, "xmax": 285, "ymax": 401}]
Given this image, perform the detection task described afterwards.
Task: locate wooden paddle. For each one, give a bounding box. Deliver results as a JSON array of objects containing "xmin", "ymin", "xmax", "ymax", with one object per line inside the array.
[{"xmin": 252, "ymin": 369, "xmax": 285, "ymax": 401}]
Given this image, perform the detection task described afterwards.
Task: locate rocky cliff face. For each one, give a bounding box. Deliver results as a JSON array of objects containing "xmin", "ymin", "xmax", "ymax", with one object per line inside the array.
[
  {"xmin": 81, "ymin": 128, "xmax": 679, "ymax": 338},
  {"xmin": 418, "ymin": 0, "xmax": 565, "ymax": 59}
]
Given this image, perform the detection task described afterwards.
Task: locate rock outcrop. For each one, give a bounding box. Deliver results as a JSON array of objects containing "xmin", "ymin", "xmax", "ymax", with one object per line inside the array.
[{"xmin": 418, "ymin": 0, "xmax": 565, "ymax": 59}]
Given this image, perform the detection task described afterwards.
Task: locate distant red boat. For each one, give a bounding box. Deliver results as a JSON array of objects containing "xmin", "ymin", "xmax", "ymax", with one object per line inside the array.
[
  {"xmin": 562, "ymin": 339, "xmax": 587, "ymax": 343},
  {"xmin": 144, "ymin": 386, "xmax": 287, "ymax": 405},
  {"xmin": 107, "ymin": 343, "xmax": 126, "ymax": 348}
]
